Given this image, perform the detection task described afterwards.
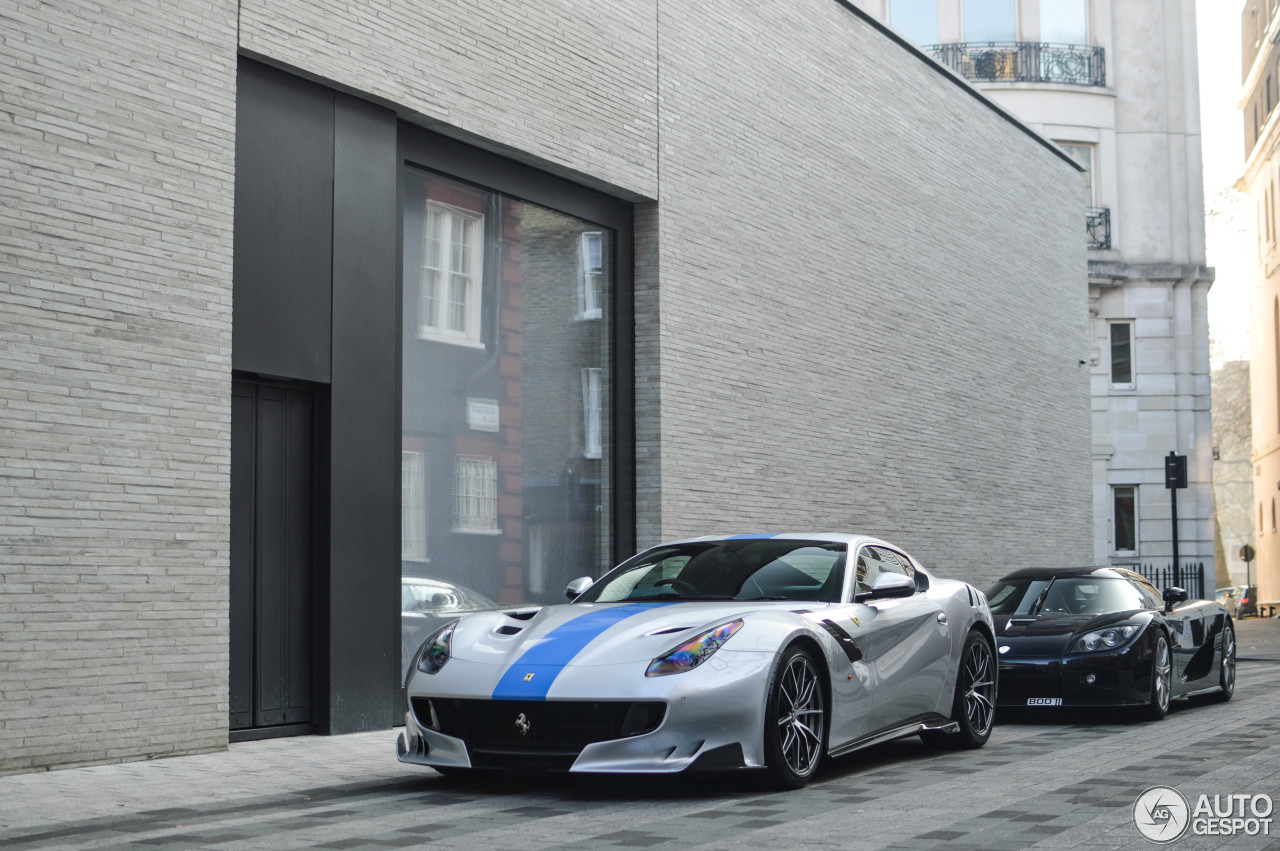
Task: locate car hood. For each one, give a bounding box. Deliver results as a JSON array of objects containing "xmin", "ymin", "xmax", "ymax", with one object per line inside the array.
[
  {"xmin": 995, "ymin": 611, "xmax": 1146, "ymax": 656},
  {"xmin": 449, "ymin": 600, "xmax": 803, "ymax": 668}
]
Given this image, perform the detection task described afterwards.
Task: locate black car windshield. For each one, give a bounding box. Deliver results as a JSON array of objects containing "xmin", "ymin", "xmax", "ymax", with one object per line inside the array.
[
  {"xmin": 576, "ymin": 540, "xmax": 847, "ymax": 603},
  {"xmin": 987, "ymin": 576, "xmax": 1157, "ymax": 616}
]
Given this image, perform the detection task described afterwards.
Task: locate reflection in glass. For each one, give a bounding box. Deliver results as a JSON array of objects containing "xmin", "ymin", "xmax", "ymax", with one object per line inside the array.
[
  {"xmin": 889, "ymin": 0, "xmax": 938, "ymax": 46},
  {"xmin": 1040, "ymin": 0, "xmax": 1087, "ymax": 44},
  {"xmin": 964, "ymin": 0, "xmax": 1016, "ymax": 42},
  {"xmin": 401, "ymin": 168, "xmax": 614, "ymax": 670}
]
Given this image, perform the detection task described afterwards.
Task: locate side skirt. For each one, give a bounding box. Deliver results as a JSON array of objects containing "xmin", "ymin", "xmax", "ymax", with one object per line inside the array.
[{"xmin": 828, "ymin": 715, "xmax": 958, "ymax": 759}]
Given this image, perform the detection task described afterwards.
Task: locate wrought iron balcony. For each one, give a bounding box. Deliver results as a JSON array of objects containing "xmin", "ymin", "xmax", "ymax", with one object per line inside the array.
[
  {"xmin": 925, "ymin": 42, "xmax": 1106, "ymax": 87},
  {"xmin": 1087, "ymin": 207, "xmax": 1111, "ymax": 250}
]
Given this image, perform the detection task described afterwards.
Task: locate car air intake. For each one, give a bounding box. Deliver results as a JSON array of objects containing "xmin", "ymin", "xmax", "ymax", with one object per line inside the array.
[{"xmin": 413, "ymin": 698, "xmax": 666, "ymax": 752}]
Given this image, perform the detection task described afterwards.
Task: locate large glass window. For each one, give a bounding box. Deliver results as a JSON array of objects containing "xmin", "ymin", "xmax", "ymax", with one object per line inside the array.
[
  {"xmin": 964, "ymin": 0, "xmax": 1016, "ymax": 42},
  {"xmin": 1109, "ymin": 321, "xmax": 1133, "ymax": 387},
  {"xmin": 889, "ymin": 0, "xmax": 938, "ymax": 45},
  {"xmin": 1058, "ymin": 143, "xmax": 1095, "ymax": 207},
  {"xmin": 401, "ymin": 167, "xmax": 614, "ymax": 630},
  {"xmin": 1113, "ymin": 486, "xmax": 1137, "ymax": 554},
  {"xmin": 1040, "ymin": 0, "xmax": 1087, "ymax": 44}
]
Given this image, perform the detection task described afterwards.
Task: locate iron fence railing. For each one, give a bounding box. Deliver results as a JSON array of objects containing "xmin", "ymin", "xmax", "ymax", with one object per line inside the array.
[
  {"xmin": 1134, "ymin": 562, "xmax": 1205, "ymax": 601},
  {"xmin": 1086, "ymin": 207, "xmax": 1111, "ymax": 250},
  {"xmin": 925, "ymin": 42, "xmax": 1106, "ymax": 87}
]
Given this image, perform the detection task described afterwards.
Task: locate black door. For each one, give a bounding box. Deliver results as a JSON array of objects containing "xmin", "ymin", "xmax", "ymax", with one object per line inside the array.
[{"xmin": 230, "ymin": 378, "xmax": 317, "ymax": 734}]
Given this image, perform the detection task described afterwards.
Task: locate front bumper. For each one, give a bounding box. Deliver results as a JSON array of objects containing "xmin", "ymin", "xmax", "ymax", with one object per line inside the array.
[
  {"xmin": 997, "ymin": 643, "xmax": 1153, "ymax": 708},
  {"xmin": 398, "ymin": 650, "xmax": 773, "ymax": 773}
]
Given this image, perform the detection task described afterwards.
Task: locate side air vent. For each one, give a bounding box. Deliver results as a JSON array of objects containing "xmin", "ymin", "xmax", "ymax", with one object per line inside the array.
[{"xmin": 495, "ymin": 625, "xmax": 522, "ymax": 636}]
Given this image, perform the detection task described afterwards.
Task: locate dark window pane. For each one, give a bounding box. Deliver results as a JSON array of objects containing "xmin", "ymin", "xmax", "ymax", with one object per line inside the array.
[
  {"xmin": 1114, "ymin": 486, "xmax": 1136, "ymax": 552},
  {"xmin": 1110, "ymin": 323, "xmax": 1132, "ymax": 384}
]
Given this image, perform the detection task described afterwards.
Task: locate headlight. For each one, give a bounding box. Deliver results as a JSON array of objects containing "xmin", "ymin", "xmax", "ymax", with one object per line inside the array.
[
  {"xmin": 1073, "ymin": 624, "xmax": 1139, "ymax": 653},
  {"xmin": 645, "ymin": 619, "xmax": 742, "ymax": 677},
  {"xmin": 415, "ymin": 620, "xmax": 458, "ymax": 676}
]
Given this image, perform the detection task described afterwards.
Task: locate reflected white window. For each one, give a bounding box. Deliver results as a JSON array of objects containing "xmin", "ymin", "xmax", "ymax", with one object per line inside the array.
[
  {"xmin": 1040, "ymin": 0, "xmax": 1086, "ymax": 44},
  {"xmin": 964, "ymin": 0, "xmax": 1016, "ymax": 41},
  {"xmin": 1058, "ymin": 143, "xmax": 1095, "ymax": 207},
  {"xmin": 578, "ymin": 232, "xmax": 604, "ymax": 320},
  {"xmin": 889, "ymin": 0, "xmax": 938, "ymax": 45},
  {"xmin": 582, "ymin": 368, "xmax": 602, "ymax": 459},
  {"xmin": 420, "ymin": 202, "xmax": 484, "ymax": 346},
  {"xmin": 453, "ymin": 456, "xmax": 498, "ymax": 533},
  {"xmin": 402, "ymin": 451, "xmax": 428, "ymax": 560}
]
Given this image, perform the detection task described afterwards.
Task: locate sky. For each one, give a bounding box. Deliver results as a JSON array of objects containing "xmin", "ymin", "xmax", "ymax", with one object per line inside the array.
[{"xmin": 1199, "ymin": 0, "xmax": 1251, "ymax": 367}]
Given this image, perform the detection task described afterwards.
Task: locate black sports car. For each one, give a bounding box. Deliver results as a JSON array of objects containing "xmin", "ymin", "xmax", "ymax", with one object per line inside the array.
[{"xmin": 987, "ymin": 567, "xmax": 1235, "ymax": 718}]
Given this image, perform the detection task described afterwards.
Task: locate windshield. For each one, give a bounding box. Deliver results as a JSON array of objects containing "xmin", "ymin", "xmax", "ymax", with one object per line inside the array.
[
  {"xmin": 987, "ymin": 576, "xmax": 1157, "ymax": 616},
  {"xmin": 575, "ymin": 540, "xmax": 847, "ymax": 603}
]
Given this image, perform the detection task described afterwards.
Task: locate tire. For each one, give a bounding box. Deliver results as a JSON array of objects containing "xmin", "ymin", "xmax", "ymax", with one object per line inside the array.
[
  {"xmin": 923, "ymin": 630, "xmax": 996, "ymax": 750},
  {"xmin": 1143, "ymin": 632, "xmax": 1172, "ymax": 720},
  {"xmin": 762, "ymin": 646, "xmax": 827, "ymax": 789},
  {"xmin": 1213, "ymin": 622, "xmax": 1236, "ymax": 702}
]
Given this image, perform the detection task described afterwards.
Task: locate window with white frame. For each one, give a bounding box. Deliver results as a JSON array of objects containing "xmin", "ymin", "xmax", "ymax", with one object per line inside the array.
[
  {"xmin": 578, "ymin": 232, "xmax": 604, "ymax": 320},
  {"xmin": 1113, "ymin": 485, "xmax": 1137, "ymax": 554},
  {"xmin": 1058, "ymin": 143, "xmax": 1095, "ymax": 207},
  {"xmin": 1040, "ymin": 0, "xmax": 1086, "ymax": 44},
  {"xmin": 964, "ymin": 0, "xmax": 1016, "ymax": 41},
  {"xmin": 419, "ymin": 202, "xmax": 484, "ymax": 346},
  {"xmin": 582, "ymin": 368, "xmax": 602, "ymax": 459},
  {"xmin": 453, "ymin": 455, "xmax": 498, "ymax": 533},
  {"xmin": 401, "ymin": 451, "xmax": 428, "ymax": 560},
  {"xmin": 889, "ymin": 0, "xmax": 938, "ymax": 45},
  {"xmin": 1109, "ymin": 321, "xmax": 1134, "ymax": 388}
]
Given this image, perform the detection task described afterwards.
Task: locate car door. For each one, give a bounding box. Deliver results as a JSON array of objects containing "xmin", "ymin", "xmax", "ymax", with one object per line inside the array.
[{"xmin": 856, "ymin": 546, "xmax": 951, "ymax": 730}]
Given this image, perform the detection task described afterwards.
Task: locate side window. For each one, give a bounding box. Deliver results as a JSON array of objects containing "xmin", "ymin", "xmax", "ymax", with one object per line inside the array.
[
  {"xmin": 873, "ymin": 547, "xmax": 915, "ymax": 580},
  {"xmin": 1132, "ymin": 578, "xmax": 1163, "ymax": 610},
  {"xmin": 856, "ymin": 546, "xmax": 916, "ymax": 595}
]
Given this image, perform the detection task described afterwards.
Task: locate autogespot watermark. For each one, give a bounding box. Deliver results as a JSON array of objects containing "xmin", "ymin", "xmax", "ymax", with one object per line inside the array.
[{"xmin": 1134, "ymin": 786, "xmax": 1274, "ymax": 843}]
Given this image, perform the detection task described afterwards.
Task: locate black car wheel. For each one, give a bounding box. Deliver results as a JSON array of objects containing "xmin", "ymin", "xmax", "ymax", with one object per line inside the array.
[
  {"xmin": 923, "ymin": 630, "xmax": 996, "ymax": 749},
  {"xmin": 1213, "ymin": 622, "xmax": 1236, "ymax": 702},
  {"xmin": 763, "ymin": 646, "xmax": 826, "ymax": 789},
  {"xmin": 1143, "ymin": 632, "xmax": 1172, "ymax": 720}
]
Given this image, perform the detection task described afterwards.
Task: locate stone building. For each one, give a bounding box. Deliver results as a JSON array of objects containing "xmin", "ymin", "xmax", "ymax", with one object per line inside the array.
[
  {"xmin": 0, "ymin": 0, "xmax": 1089, "ymax": 772},
  {"xmin": 1240, "ymin": 0, "xmax": 1280, "ymax": 606},
  {"xmin": 855, "ymin": 0, "xmax": 1216, "ymax": 594}
]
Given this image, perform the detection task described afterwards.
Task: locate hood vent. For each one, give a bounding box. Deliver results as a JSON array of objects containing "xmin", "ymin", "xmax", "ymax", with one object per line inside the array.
[
  {"xmin": 646, "ymin": 626, "xmax": 692, "ymax": 636},
  {"xmin": 505, "ymin": 609, "xmax": 539, "ymax": 621},
  {"xmin": 495, "ymin": 625, "xmax": 523, "ymax": 636}
]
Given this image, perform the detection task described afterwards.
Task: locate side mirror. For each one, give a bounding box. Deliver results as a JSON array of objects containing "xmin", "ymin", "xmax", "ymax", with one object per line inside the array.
[
  {"xmin": 565, "ymin": 576, "xmax": 594, "ymax": 600},
  {"xmin": 1163, "ymin": 586, "xmax": 1188, "ymax": 611},
  {"xmin": 858, "ymin": 572, "xmax": 916, "ymax": 601}
]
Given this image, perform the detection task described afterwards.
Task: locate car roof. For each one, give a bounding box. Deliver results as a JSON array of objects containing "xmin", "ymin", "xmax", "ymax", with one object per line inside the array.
[
  {"xmin": 659, "ymin": 532, "xmax": 886, "ymax": 547},
  {"xmin": 995, "ymin": 566, "xmax": 1145, "ymax": 582}
]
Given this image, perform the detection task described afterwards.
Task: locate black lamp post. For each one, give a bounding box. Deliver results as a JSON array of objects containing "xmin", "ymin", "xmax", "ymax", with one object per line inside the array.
[{"xmin": 1165, "ymin": 451, "xmax": 1187, "ymax": 588}]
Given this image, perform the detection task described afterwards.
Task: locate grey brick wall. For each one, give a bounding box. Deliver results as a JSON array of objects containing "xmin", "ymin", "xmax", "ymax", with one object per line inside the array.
[
  {"xmin": 642, "ymin": 1, "xmax": 1092, "ymax": 588},
  {"xmin": 0, "ymin": 1, "xmax": 238, "ymax": 772}
]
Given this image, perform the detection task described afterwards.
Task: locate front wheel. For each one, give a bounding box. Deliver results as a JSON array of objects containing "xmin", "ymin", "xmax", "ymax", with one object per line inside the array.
[
  {"xmin": 762, "ymin": 646, "xmax": 826, "ymax": 789},
  {"xmin": 1143, "ymin": 632, "xmax": 1172, "ymax": 720},
  {"xmin": 923, "ymin": 630, "xmax": 996, "ymax": 749},
  {"xmin": 1213, "ymin": 622, "xmax": 1236, "ymax": 702}
]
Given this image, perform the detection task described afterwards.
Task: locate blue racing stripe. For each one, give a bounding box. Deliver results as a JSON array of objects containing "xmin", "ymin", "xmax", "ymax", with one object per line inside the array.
[{"xmin": 491, "ymin": 602, "xmax": 671, "ymax": 700}]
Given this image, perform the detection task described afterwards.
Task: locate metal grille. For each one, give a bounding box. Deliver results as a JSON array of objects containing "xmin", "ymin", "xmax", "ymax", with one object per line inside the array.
[
  {"xmin": 1135, "ymin": 563, "xmax": 1205, "ymax": 600},
  {"xmin": 1086, "ymin": 207, "xmax": 1111, "ymax": 250},
  {"xmin": 413, "ymin": 698, "xmax": 665, "ymax": 753},
  {"xmin": 925, "ymin": 42, "xmax": 1106, "ymax": 87}
]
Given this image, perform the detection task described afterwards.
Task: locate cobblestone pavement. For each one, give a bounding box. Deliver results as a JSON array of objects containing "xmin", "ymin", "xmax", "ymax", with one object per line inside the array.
[{"xmin": 2, "ymin": 620, "xmax": 1279, "ymax": 850}]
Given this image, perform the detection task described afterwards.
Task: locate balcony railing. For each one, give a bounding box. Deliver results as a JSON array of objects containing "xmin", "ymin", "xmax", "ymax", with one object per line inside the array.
[
  {"xmin": 925, "ymin": 42, "xmax": 1106, "ymax": 87},
  {"xmin": 1086, "ymin": 207, "xmax": 1111, "ymax": 250}
]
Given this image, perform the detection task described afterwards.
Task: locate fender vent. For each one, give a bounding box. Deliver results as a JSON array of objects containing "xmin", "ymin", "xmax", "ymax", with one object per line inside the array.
[
  {"xmin": 495, "ymin": 625, "xmax": 522, "ymax": 636},
  {"xmin": 505, "ymin": 609, "xmax": 539, "ymax": 621},
  {"xmin": 646, "ymin": 626, "xmax": 692, "ymax": 636}
]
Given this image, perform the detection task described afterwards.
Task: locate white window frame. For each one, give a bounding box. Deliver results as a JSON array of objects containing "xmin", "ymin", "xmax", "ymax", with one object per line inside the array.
[
  {"xmin": 577, "ymin": 231, "xmax": 604, "ymax": 320},
  {"xmin": 401, "ymin": 450, "xmax": 429, "ymax": 561},
  {"xmin": 419, "ymin": 201, "xmax": 485, "ymax": 347},
  {"xmin": 1112, "ymin": 485, "xmax": 1138, "ymax": 556},
  {"xmin": 1108, "ymin": 321, "xmax": 1135, "ymax": 389},
  {"xmin": 582, "ymin": 367, "xmax": 602, "ymax": 459},
  {"xmin": 452, "ymin": 455, "xmax": 500, "ymax": 534}
]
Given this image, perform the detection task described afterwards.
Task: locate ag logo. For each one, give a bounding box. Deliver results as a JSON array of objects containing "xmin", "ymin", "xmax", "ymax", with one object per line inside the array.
[
  {"xmin": 514, "ymin": 712, "xmax": 531, "ymax": 736},
  {"xmin": 1134, "ymin": 786, "xmax": 1190, "ymax": 843}
]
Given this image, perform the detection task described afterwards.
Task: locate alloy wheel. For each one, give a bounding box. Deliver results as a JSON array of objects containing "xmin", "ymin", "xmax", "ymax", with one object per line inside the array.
[
  {"xmin": 1219, "ymin": 625, "xmax": 1236, "ymax": 699},
  {"xmin": 777, "ymin": 654, "xmax": 825, "ymax": 776},
  {"xmin": 962, "ymin": 638, "xmax": 996, "ymax": 737},
  {"xmin": 1153, "ymin": 636, "xmax": 1171, "ymax": 713}
]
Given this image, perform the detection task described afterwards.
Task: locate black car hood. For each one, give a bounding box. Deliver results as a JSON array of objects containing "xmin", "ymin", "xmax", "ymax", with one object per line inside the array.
[{"xmin": 995, "ymin": 610, "xmax": 1146, "ymax": 657}]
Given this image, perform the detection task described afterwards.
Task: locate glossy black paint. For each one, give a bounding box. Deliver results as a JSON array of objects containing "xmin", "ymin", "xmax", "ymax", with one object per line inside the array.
[{"xmin": 990, "ymin": 567, "xmax": 1232, "ymax": 709}]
